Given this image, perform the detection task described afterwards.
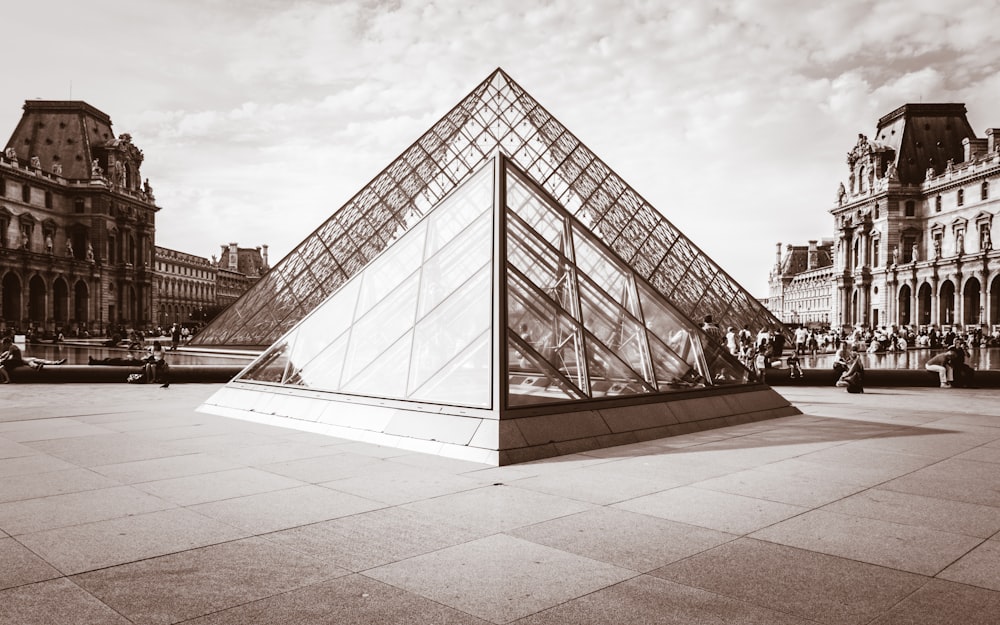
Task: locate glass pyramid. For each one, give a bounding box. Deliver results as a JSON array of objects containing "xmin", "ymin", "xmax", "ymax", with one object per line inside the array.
[
  {"xmin": 233, "ymin": 156, "xmax": 749, "ymax": 409},
  {"xmin": 193, "ymin": 68, "xmax": 782, "ymax": 347}
]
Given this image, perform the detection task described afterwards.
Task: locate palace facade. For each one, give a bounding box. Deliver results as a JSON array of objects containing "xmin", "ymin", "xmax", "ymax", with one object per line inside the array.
[
  {"xmin": 769, "ymin": 103, "xmax": 1000, "ymax": 331},
  {"xmin": 767, "ymin": 240, "xmax": 834, "ymax": 326},
  {"xmin": 1, "ymin": 101, "xmax": 157, "ymax": 336}
]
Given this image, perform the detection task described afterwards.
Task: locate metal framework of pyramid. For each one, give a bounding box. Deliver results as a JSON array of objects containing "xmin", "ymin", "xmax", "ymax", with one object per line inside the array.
[
  {"xmin": 193, "ymin": 68, "xmax": 783, "ymax": 348},
  {"xmin": 200, "ymin": 152, "xmax": 798, "ymax": 465}
]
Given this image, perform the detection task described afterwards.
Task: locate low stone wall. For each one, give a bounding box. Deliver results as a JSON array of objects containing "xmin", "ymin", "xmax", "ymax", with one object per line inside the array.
[
  {"xmin": 2, "ymin": 364, "xmax": 243, "ymax": 384},
  {"xmin": 765, "ymin": 367, "xmax": 1000, "ymax": 387}
]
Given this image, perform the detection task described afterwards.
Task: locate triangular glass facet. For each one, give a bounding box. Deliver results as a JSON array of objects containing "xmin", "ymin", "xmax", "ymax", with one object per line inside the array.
[
  {"xmin": 236, "ymin": 162, "xmax": 496, "ymax": 409},
  {"xmin": 194, "ymin": 69, "xmax": 781, "ymax": 348},
  {"xmin": 502, "ymin": 159, "xmax": 749, "ymax": 407}
]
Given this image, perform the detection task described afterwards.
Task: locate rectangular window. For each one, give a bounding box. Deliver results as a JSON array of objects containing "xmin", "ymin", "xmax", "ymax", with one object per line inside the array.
[
  {"xmin": 902, "ymin": 236, "xmax": 915, "ymax": 263},
  {"xmin": 905, "ymin": 200, "xmax": 915, "ymax": 217},
  {"xmin": 958, "ymin": 189, "xmax": 965, "ymax": 207},
  {"xmin": 935, "ymin": 195, "xmax": 942, "ymax": 212}
]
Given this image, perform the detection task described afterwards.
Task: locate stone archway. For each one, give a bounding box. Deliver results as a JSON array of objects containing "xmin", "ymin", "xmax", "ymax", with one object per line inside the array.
[
  {"xmin": 2, "ymin": 272, "xmax": 22, "ymax": 327},
  {"xmin": 991, "ymin": 275, "xmax": 1000, "ymax": 326},
  {"xmin": 53, "ymin": 277, "xmax": 69, "ymax": 325},
  {"xmin": 939, "ymin": 280, "xmax": 956, "ymax": 326},
  {"xmin": 74, "ymin": 280, "xmax": 89, "ymax": 327},
  {"xmin": 28, "ymin": 275, "xmax": 46, "ymax": 329},
  {"xmin": 963, "ymin": 277, "xmax": 982, "ymax": 326},
  {"xmin": 917, "ymin": 283, "xmax": 932, "ymax": 326},
  {"xmin": 897, "ymin": 284, "xmax": 912, "ymax": 326}
]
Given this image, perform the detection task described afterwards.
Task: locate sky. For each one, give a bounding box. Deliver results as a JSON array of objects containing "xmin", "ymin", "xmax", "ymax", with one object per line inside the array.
[{"xmin": 4, "ymin": 0, "xmax": 1000, "ymax": 296}]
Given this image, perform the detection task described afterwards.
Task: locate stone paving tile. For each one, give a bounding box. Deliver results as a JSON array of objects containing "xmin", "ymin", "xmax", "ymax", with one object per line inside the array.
[
  {"xmin": 0, "ymin": 467, "xmax": 118, "ymax": 503},
  {"xmin": 184, "ymin": 574, "xmax": 491, "ymax": 624},
  {"xmin": 189, "ymin": 484, "xmax": 385, "ymax": 534},
  {"xmin": 867, "ymin": 578, "xmax": 1000, "ymax": 625},
  {"xmin": 509, "ymin": 507, "xmax": 736, "ymax": 573},
  {"xmin": 613, "ymin": 486, "xmax": 808, "ymax": 535},
  {"xmin": 0, "ymin": 485, "xmax": 175, "ymax": 535},
  {"xmin": 16, "ymin": 507, "xmax": 250, "ymax": 575},
  {"xmin": 90, "ymin": 452, "xmax": 243, "ymax": 484},
  {"xmin": 24, "ymin": 433, "xmax": 184, "ymax": 467},
  {"xmin": 652, "ymin": 538, "xmax": 926, "ymax": 625},
  {"xmin": 400, "ymin": 484, "xmax": 594, "ymax": 534},
  {"xmin": 131, "ymin": 467, "xmax": 304, "ymax": 506},
  {"xmin": 750, "ymin": 509, "xmax": 982, "ymax": 576},
  {"xmin": 0, "ymin": 454, "xmax": 77, "ymax": 478},
  {"xmin": 322, "ymin": 462, "xmax": 487, "ymax": 505},
  {"xmin": 72, "ymin": 537, "xmax": 349, "ymax": 625},
  {"xmin": 512, "ymin": 574, "xmax": 817, "ymax": 625},
  {"xmin": 938, "ymin": 537, "xmax": 1000, "ymax": 592},
  {"xmin": 263, "ymin": 506, "xmax": 484, "ymax": 572},
  {"xmin": 0, "ymin": 577, "xmax": 132, "ymax": 625},
  {"xmin": 507, "ymin": 464, "xmax": 682, "ymax": 506},
  {"xmin": 258, "ymin": 452, "xmax": 385, "ymax": 483},
  {"xmin": 0, "ymin": 438, "xmax": 36, "ymax": 460},
  {"xmin": 879, "ymin": 462, "xmax": 1000, "ymax": 507},
  {"xmin": 366, "ymin": 534, "xmax": 635, "ymax": 623},
  {"xmin": 0, "ymin": 537, "xmax": 60, "ymax": 591},
  {"xmin": 690, "ymin": 467, "xmax": 867, "ymax": 508},
  {"xmin": 955, "ymin": 445, "xmax": 1000, "ymax": 464},
  {"xmin": 821, "ymin": 488, "xmax": 1000, "ymax": 538}
]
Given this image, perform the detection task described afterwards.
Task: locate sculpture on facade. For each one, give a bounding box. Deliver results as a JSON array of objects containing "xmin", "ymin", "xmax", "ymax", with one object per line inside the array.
[
  {"xmin": 4, "ymin": 147, "xmax": 16, "ymax": 162},
  {"xmin": 86, "ymin": 242, "xmax": 95, "ymax": 262},
  {"xmin": 52, "ymin": 162, "xmax": 63, "ymax": 176},
  {"xmin": 911, "ymin": 243, "xmax": 919, "ymax": 263},
  {"xmin": 114, "ymin": 160, "xmax": 125, "ymax": 186},
  {"xmin": 836, "ymin": 182, "xmax": 846, "ymax": 204},
  {"xmin": 91, "ymin": 159, "xmax": 103, "ymax": 178},
  {"xmin": 892, "ymin": 245, "xmax": 900, "ymax": 266},
  {"xmin": 65, "ymin": 239, "xmax": 74, "ymax": 258},
  {"xmin": 957, "ymin": 231, "xmax": 965, "ymax": 255},
  {"xmin": 30, "ymin": 156, "xmax": 41, "ymax": 169},
  {"xmin": 983, "ymin": 229, "xmax": 992, "ymax": 251},
  {"xmin": 933, "ymin": 237, "xmax": 942, "ymax": 259},
  {"xmin": 45, "ymin": 234, "xmax": 53, "ymax": 254},
  {"xmin": 885, "ymin": 161, "xmax": 898, "ymax": 181}
]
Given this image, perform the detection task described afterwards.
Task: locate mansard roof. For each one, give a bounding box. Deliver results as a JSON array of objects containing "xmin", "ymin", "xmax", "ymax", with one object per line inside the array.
[{"xmin": 873, "ymin": 103, "xmax": 977, "ymax": 185}]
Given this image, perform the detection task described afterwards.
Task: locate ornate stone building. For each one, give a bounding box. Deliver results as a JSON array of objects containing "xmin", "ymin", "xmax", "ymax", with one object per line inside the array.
[
  {"xmin": 832, "ymin": 104, "xmax": 1000, "ymax": 330},
  {"xmin": 215, "ymin": 243, "xmax": 268, "ymax": 309},
  {"xmin": 153, "ymin": 246, "xmax": 216, "ymax": 328},
  {"xmin": 767, "ymin": 240, "xmax": 834, "ymax": 326},
  {"xmin": 0, "ymin": 101, "xmax": 158, "ymax": 336}
]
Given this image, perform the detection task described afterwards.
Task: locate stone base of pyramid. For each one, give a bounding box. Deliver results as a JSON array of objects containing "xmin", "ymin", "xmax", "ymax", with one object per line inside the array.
[{"xmin": 199, "ymin": 384, "xmax": 800, "ymax": 466}]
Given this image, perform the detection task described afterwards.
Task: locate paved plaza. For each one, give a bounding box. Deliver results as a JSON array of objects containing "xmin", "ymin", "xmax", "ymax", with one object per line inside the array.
[{"xmin": 1, "ymin": 382, "xmax": 999, "ymax": 624}]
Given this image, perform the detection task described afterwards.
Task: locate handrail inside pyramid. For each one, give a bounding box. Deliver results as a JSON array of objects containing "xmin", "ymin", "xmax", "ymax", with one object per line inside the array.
[{"xmin": 193, "ymin": 68, "xmax": 783, "ymax": 348}]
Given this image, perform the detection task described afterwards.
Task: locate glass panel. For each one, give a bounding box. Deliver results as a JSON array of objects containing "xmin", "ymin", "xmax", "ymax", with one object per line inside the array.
[
  {"xmin": 283, "ymin": 277, "xmax": 361, "ymax": 375},
  {"xmin": 571, "ymin": 225, "xmax": 638, "ymax": 317},
  {"xmin": 585, "ymin": 335, "xmax": 652, "ymax": 398},
  {"xmin": 507, "ymin": 273, "xmax": 587, "ymax": 392},
  {"xmin": 341, "ymin": 272, "xmax": 419, "ymax": 383},
  {"xmin": 425, "ymin": 163, "xmax": 494, "ymax": 258},
  {"xmin": 410, "ymin": 330, "xmax": 491, "ymax": 407},
  {"xmin": 577, "ymin": 277, "xmax": 652, "ymax": 382},
  {"xmin": 507, "ymin": 332, "xmax": 583, "ymax": 406},
  {"xmin": 418, "ymin": 208, "xmax": 492, "ymax": 317},
  {"xmin": 284, "ymin": 332, "xmax": 350, "ymax": 390},
  {"xmin": 645, "ymin": 331, "xmax": 701, "ymax": 391},
  {"xmin": 238, "ymin": 339, "xmax": 290, "ymax": 383},
  {"xmin": 506, "ymin": 217, "xmax": 577, "ymax": 315},
  {"xmin": 340, "ymin": 331, "xmax": 412, "ymax": 398},
  {"xmin": 354, "ymin": 220, "xmax": 426, "ymax": 319},
  {"xmin": 408, "ymin": 266, "xmax": 491, "ymax": 394},
  {"xmin": 506, "ymin": 172, "xmax": 565, "ymax": 248}
]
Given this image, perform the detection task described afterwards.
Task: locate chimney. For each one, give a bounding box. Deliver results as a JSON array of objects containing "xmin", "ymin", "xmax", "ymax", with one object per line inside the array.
[
  {"xmin": 807, "ymin": 240, "xmax": 818, "ymax": 270},
  {"xmin": 775, "ymin": 242, "xmax": 782, "ymax": 270},
  {"xmin": 261, "ymin": 244, "xmax": 269, "ymax": 268},
  {"xmin": 988, "ymin": 129, "xmax": 999, "ymax": 154},
  {"xmin": 229, "ymin": 243, "xmax": 238, "ymax": 270}
]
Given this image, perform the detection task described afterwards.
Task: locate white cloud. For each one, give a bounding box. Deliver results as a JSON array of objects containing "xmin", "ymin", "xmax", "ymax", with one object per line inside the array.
[{"xmin": 4, "ymin": 0, "xmax": 999, "ymax": 297}]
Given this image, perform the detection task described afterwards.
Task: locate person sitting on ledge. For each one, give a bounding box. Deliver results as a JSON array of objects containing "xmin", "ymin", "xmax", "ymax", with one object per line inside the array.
[
  {"xmin": 0, "ymin": 337, "xmax": 66, "ymax": 373},
  {"xmin": 924, "ymin": 349, "xmax": 955, "ymax": 388},
  {"xmin": 832, "ymin": 342, "xmax": 864, "ymax": 392}
]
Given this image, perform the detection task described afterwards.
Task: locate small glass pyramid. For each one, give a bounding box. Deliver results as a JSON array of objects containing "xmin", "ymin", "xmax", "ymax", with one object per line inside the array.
[
  {"xmin": 233, "ymin": 156, "xmax": 749, "ymax": 410},
  {"xmin": 193, "ymin": 69, "xmax": 782, "ymax": 347}
]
